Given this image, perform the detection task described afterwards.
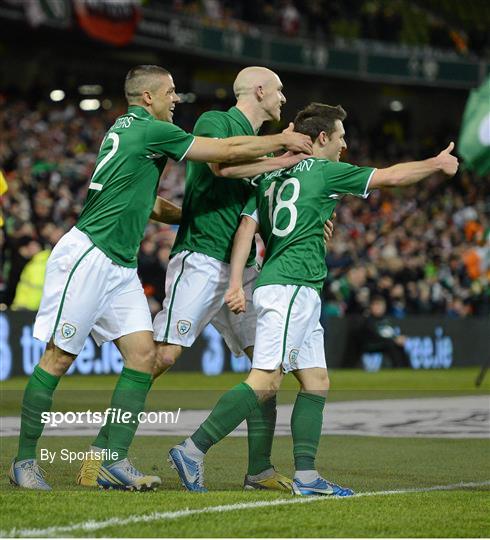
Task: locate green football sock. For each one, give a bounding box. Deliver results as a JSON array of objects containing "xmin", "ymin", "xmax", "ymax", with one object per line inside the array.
[
  {"xmin": 246, "ymin": 395, "xmax": 277, "ymax": 475},
  {"xmin": 105, "ymin": 367, "xmax": 152, "ymax": 464},
  {"xmin": 191, "ymin": 382, "xmax": 259, "ymax": 454},
  {"xmin": 291, "ymin": 392, "xmax": 326, "ymax": 471},
  {"xmin": 92, "ymin": 422, "xmax": 110, "ymax": 451},
  {"xmin": 17, "ymin": 365, "xmax": 60, "ymax": 461},
  {"xmin": 93, "ymin": 377, "xmax": 154, "ymax": 450}
]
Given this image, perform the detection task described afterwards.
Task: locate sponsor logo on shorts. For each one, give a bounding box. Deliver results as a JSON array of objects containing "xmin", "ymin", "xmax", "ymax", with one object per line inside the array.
[
  {"xmin": 177, "ymin": 320, "xmax": 191, "ymax": 335},
  {"xmin": 61, "ymin": 323, "xmax": 77, "ymax": 339}
]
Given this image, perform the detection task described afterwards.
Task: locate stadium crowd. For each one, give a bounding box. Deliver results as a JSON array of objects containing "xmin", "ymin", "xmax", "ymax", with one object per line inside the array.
[
  {"xmin": 169, "ymin": 0, "xmax": 490, "ymax": 56},
  {"xmin": 1, "ymin": 98, "xmax": 489, "ymax": 318}
]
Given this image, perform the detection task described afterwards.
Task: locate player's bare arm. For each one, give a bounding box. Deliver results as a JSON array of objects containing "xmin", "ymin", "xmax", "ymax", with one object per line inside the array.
[
  {"xmin": 370, "ymin": 142, "xmax": 458, "ymax": 189},
  {"xmin": 150, "ymin": 196, "xmax": 181, "ymax": 224},
  {"xmin": 324, "ymin": 215, "xmax": 335, "ymax": 246},
  {"xmin": 186, "ymin": 131, "xmax": 313, "ymax": 164},
  {"xmin": 225, "ymin": 215, "xmax": 259, "ymax": 314},
  {"xmin": 209, "ymin": 151, "xmax": 309, "ymax": 179}
]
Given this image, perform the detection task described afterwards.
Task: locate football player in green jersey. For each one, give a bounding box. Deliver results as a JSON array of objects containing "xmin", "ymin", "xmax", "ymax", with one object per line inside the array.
[
  {"xmin": 168, "ymin": 102, "xmax": 459, "ymax": 494},
  {"xmin": 10, "ymin": 65, "xmax": 313, "ymax": 492},
  {"xmin": 150, "ymin": 67, "xmax": 331, "ymax": 492},
  {"xmin": 151, "ymin": 67, "xmax": 311, "ymax": 492}
]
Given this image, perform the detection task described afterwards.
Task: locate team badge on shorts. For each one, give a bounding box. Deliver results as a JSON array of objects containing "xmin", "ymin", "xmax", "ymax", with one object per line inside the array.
[
  {"xmin": 289, "ymin": 349, "xmax": 299, "ymax": 369},
  {"xmin": 177, "ymin": 320, "xmax": 191, "ymax": 335},
  {"xmin": 61, "ymin": 323, "xmax": 77, "ymax": 339}
]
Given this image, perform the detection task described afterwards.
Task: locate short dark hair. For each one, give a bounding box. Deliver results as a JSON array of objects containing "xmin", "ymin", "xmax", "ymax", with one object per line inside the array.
[
  {"xmin": 294, "ymin": 103, "xmax": 347, "ymax": 141},
  {"xmin": 124, "ymin": 65, "xmax": 170, "ymax": 102}
]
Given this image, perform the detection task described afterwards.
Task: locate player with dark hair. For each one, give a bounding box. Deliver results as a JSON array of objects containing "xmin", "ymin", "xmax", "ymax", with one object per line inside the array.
[
  {"xmin": 8, "ymin": 65, "xmax": 313, "ymax": 491},
  {"xmin": 167, "ymin": 102, "xmax": 458, "ymax": 494}
]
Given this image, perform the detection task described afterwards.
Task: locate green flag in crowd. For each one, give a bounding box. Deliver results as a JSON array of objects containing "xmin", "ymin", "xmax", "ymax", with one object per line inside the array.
[{"xmin": 458, "ymin": 76, "xmax": 490, "ymax": 175}]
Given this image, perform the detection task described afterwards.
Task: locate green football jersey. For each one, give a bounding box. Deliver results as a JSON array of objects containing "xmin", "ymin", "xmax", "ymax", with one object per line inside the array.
[
  {"xmin": 252, "ymin": 157, "xmax": 375, "ymax": 292},
  {"xmin": 171, "ymin": 106, "xmax": 257, "ymax": 266},
  {"xmin": 77, "ymin": 105, "xmax": 194, "ymax": 267}
]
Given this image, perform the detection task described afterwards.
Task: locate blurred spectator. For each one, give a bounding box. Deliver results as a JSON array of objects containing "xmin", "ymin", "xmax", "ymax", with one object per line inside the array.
[
  {"xmin": 11, "ymin": 239, "xmax": 50, "ymax": 310},
  {"xmin": 342, "ymin": 295, "xmax": 410, "ymax": 368},
  {"xmin": 279, "ymin": 0, "xmax": 301, "ymax": 37}
]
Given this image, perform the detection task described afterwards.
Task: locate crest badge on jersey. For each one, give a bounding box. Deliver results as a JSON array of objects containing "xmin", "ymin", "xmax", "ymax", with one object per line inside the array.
[
  {"xmin": 177, "ymin": 320, "xmax": 191, "ymax": 335},
  {"xmin": 289, "ymin": 349, "xmax": 299, "ymax": 368},
  {"xmin": 61, "ymin": 323, "xmax": 77, "ymax": 339}
]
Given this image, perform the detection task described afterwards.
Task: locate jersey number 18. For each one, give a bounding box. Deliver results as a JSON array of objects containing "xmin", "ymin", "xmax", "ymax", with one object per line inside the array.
[{"xmin": 264, "ymin": 177, "xmax": 300, "ymax": 237}]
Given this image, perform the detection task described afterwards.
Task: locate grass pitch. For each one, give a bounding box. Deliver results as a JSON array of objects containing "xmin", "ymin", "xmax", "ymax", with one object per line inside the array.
[
  {"xmin": 2, "ymin": 367, "xmax": 488, "ymax": 414},
  {"xmin": 0, "ymin": 368, "xmax": 488, "ymax": 537}
]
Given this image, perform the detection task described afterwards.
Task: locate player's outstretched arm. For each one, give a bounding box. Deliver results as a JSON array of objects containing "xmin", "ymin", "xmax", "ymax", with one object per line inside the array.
[
  {"xmin": 185, "ymin": 131, "xmax": 313, "ymax": 164},
  {"xmin": 210, "ymin": 151, "xmax": 309, "ymax": 179},
  {"xmin": 225, "ymin": 215, "xmax": 259, "ymax": 314},
  {"xmin": 150, "ymin": 196, "xmax": 182, "ymax": 224},
  {"xmin": 369, "ymin": 142, "xmax": 459, "ymax": 189}
]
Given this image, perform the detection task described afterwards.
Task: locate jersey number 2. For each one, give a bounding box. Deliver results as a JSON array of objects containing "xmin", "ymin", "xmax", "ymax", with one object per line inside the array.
[
  {"xmin": 88, "ymin": 133, "xmax": 120, "ymax": 191},
  {"xmin": 264, "ymin": 177, "xmax": 300, "ymax": 237}
]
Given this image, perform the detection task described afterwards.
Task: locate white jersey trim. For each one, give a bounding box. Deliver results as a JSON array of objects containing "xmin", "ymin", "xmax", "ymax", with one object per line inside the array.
[
  {"xmin": 241, "ymin": 209, "xmax": 259, "ymax": 224},
  {"xmin": 88, "ymin": 182, "xmax": 103, "ymax": 191},
  {"xmin": 327, "ymin": 167, "xmax": 377, "ymax": 200},
  {"xmin": 178, "ymin": 136, "xmax": 196, "ymax": 162},
  {"xmin": 362, "ymin": 168, "xmax": 377, "ymax": 198}
]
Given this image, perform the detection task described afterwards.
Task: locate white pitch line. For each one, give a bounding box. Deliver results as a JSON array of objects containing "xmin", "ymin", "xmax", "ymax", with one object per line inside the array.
[{"xmin": 2, "ymin": 481, "xmax": 489, "ymax": 538}]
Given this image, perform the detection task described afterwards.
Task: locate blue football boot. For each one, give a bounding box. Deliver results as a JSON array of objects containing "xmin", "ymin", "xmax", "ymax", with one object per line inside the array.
[
  {"xmin": 292, "ymin": 476, "xmax": 354, "ymax": 497},
  {"xmin": 168, "ymin": 442, "xmax": 208, "ymax": 493}
]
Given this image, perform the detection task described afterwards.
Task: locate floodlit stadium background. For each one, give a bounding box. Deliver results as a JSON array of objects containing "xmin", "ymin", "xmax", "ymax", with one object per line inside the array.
[{"xmin": 1, "ymin": 0, "xmax": 489, "ymax": 378}]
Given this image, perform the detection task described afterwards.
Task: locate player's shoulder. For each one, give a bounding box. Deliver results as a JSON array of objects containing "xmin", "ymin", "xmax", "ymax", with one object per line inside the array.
[
  {"xmin": 316, "ymin": 158, "xmax": 350, "ymax": 167},
  {"xmin": 198, "ymin": 109, "xmax": 229, "ymax": 120},
  {"xmin": 146, "ymin": 117, "xmax": 188, "ymax": 137},
  {"xmin": 195, "ymin": 109, "xmax": 230, "ymax": 127},
  {"xmin": 194, "ymin": 109, "xmax": 231, "ymax": 137},
  {"xmin": 317, "ymin": 158, "xmax": 359, "ymax": 174}
]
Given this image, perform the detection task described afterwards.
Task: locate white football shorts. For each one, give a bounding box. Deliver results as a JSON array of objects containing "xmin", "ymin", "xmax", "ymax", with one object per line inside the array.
[
  {"xmin": 252, "ymin": 284, "xmax": 326, "ymax": 373},
  {"xmin": 153, "ymin": 250, "xmax": 258, "ymax": 356},
  {"xmin": 34, "ymin": 227, "xmax": 153, "ymax": 355}
]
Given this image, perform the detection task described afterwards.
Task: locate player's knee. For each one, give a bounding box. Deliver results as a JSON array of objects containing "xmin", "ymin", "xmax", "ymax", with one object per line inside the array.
[
  {"xmin": 40, "ymin": 344, "xmax": 76, "ymax": 376},
  {"xmin": 154, "ymin": 345, "xmax": 180, "ymax": 377},
  {"xmin": 51, "ymin": 355, "xmax": 74, "ymax": 375},
  {"xmin": 270, "ymin": 375, "xmax": 282, "ymax": 394},
  {"xmin": 247, "ymin": 368, "xmax": 282, "ymax": 401},
  {"xmin": 156, "ymin": 350, "xmax": 176, "ymax": 370},
  {"xmin": 311, "ymin": 371, "xmax": 329, "ymax": 392},
  {"xmin": 256, "ymin": 378, "xmax": 281, "ymax": 402},
  {"xmin": 321, "ymin": 372, "xmax": 330, "ymax": 391},
  {"xmin": 300, "ymin": 370, "xmax": 330, "ymax": 394}
]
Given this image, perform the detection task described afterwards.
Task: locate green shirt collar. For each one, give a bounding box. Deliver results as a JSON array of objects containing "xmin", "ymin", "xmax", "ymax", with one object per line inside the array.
[
  {"xmin": 127, "ymin": 105, "xmax": 153, "ymax": 119},
  {"xmin": 228, "ymin": 106, "xmax": 255, "ymax": 135}
]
